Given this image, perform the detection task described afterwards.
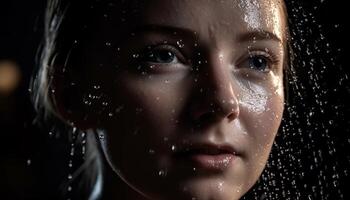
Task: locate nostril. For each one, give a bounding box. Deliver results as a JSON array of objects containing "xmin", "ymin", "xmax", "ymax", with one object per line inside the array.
[{"xmin": 227, "ymin": 107, "xmax": 239, "ymax": 121}]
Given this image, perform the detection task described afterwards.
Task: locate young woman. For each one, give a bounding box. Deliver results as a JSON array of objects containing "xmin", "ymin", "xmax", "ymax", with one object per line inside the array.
[{"xmin": 32, "ymin": 0, "xmax": 290, "ymax": 199}]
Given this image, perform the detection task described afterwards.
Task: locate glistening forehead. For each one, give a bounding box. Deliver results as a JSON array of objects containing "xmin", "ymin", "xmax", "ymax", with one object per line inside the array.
[{"xmin": 129, "ymin": 0, "xmax": 287, "ymax": 43}]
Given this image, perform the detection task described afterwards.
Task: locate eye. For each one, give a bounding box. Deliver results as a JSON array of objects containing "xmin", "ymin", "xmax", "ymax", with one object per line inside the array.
[
  {"xmin": 142, "ymin": 46, "xmax": 181, "ymax": 64},
  {"xmin": 238, "ymin": 50, "xmax": 279, "ymax": 73},
  {"xmin": 248, "ymin": 55, "xmax": 269, "ymax": 72}
]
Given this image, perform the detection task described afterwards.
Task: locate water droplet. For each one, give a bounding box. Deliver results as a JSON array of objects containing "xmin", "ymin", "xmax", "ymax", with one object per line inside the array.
[
  {"xmin": 158, "ymin": 169, "xmax": 167, "ymax": 177},
  {"xmin": 68, "ymin": 160, "xmax": 73, "ymax": 168},
  {"xmin": 176, "ymin": 40, "xmax": 184, "ymax": 48},
  {"xmin": 149, "ymin": 149, "xmax": 155, "ymax": 154},
  {"xmin": 98, "ymin": 134, "xmax": 105, "ymax": 140}
]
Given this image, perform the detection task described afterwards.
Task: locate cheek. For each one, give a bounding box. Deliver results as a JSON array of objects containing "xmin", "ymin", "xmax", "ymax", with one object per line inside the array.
[
  {"xmin": 235, "ymin": 78, "xmax": 283, "ymax": 188},
  {"xmin": 113, "ymin": 75, "xmax": 188, "ymax": 133},
  {"xmin": 102, "ymin": 74, "xmax": 190, "ymax": 162},
  {"xmin": 238, "ymin": 78, "xmax": 284, "ymax": 156},
  {"xmin": 99, "ymin": 74, "xmax": 193, "ymax": 197}
]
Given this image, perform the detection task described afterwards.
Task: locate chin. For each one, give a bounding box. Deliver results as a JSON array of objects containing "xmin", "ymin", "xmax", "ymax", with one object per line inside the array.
[{"xmin": 159, "ymin": 177, "xmax": 245, "ymax": 200}]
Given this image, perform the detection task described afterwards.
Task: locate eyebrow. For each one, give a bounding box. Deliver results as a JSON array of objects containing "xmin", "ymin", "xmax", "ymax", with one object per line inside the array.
[
  {"xmin": 131, "ymin": 24, "xmax": 282, "ymax": 44},
  {"xmin": 237, "ymin": 30, "xmax": 283, "ymax": 44},
  {"xmin": 132, "ymin": 24, "xmax": 197, "ymax": 38}
]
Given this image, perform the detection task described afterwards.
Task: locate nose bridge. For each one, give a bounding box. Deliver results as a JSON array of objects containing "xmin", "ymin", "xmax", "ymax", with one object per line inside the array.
[
  {"xmin": 195, "ymin": 50, "xmax": 240, "ymax": 122},
  {"xmin": 206, "ymin": 51, "xmax": 236, "ymax": 102}
]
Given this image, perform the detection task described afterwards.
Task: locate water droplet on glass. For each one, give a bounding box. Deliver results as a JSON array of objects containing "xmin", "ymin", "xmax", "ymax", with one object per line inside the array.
[
  {"xmin": 149, "ymin": 149, "xmax": 155, "ymax": 154},
  {"xmin": 158, "ymin": 169, "xmax": 167, "ymax": 177}
]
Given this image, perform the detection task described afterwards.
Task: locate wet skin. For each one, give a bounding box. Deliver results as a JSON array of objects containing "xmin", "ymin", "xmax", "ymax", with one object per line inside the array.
[{"xmin": 58, "ymin": 0, "xmax": 287, "ymax": 199}]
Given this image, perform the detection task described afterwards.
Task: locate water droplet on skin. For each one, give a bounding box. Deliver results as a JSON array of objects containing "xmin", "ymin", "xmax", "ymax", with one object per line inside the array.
[
  {"xmin": 171, "ymin": 145, "xmax": 176, "ymax": 151},
  {"xmin": 217, "ymin": 181, "xmax": 224, "ymax": 191},
  {"xmin": 67, "ymin": 186, "xmax": 72, "ymax": 192},
  {"xmin": 68, "ymin": 174, "xmax": 72, "ymax": 180},
  {"xmin": 176, "ymin": 40, "xmax": 185, "ymax": 48},
  {"xmin": 27, "ymin": 159, "xmax": 31, "ymax": 166},
  {"xmin": 219, "ymin": 54, "xmax": 224, "ymax": 62}
]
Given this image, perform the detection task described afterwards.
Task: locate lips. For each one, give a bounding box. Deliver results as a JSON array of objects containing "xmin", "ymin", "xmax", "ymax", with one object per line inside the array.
[{"xmin": 173, "ymin": 144, "xmax": 237, "ymax": 171}]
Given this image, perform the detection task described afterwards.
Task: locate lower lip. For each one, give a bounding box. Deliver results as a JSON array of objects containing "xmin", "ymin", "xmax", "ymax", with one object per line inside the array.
[{"xmin": 177, "ymin": 153, "xmax": 235, "ymax": 171}]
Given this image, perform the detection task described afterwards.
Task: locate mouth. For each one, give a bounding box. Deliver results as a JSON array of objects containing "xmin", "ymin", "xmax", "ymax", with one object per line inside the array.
[{"xmin": 173, "ymin": 143, "xmax": 238, "ymax": 171}]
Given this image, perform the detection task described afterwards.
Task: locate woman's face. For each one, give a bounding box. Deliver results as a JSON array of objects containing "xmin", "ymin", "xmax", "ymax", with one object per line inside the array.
[{"xmin": 79, "ymin": 0, "xmax": 287, "ymax": 199}]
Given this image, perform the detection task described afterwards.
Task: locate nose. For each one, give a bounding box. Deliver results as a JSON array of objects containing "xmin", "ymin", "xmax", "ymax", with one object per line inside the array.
[{"xmin": 190, "ymin": 53, "xmax": 239, "ymax": 124}]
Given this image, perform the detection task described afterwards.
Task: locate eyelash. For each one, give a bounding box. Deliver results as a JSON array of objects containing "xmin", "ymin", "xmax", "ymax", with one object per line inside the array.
[
  {"xmin": 138, "ymin": 44, "xmax": 186, "ymax": 64},
  {"xmin": 239, "ymin": 51, "xmax": 280, "ymax": 73}
]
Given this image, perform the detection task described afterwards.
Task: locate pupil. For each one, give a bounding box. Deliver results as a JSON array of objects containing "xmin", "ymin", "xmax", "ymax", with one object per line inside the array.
[
  {"xmin": 250, "ymin": 56, "xmax": 266, "ymax": 71},
  {"xmin": 155, "ymin": 50, "xmax": 174, "ymax": 63}
]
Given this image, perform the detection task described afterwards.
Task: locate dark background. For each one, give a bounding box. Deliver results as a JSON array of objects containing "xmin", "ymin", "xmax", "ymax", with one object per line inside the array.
[{"xmin": 0, "ymin": 0, "xmax": 348, "ymax": 199}]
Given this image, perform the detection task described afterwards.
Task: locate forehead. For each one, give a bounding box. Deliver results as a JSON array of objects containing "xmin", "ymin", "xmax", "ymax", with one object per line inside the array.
[{"xmin": 112, "ymin": 0, "xmax": 287, "ymax": 42}]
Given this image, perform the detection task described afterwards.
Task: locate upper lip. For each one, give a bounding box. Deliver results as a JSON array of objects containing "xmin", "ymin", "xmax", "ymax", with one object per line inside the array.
[{"xmin": 173, "ymin": 142, "xmax": 238, "ymax": 156}]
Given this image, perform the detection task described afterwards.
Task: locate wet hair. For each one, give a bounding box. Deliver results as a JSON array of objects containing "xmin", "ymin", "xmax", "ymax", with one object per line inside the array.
[
  {"xmin": 31, "ymin": 0, "xmax": 104, "ymax": 199},
  {"xmin": 31, "ymin": 0, "xmax": 292, "ymax": 199}
]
